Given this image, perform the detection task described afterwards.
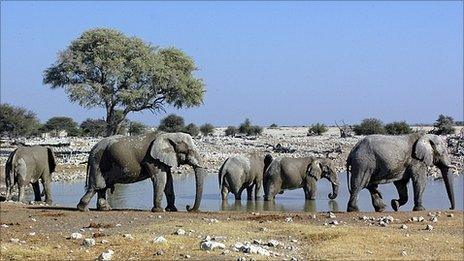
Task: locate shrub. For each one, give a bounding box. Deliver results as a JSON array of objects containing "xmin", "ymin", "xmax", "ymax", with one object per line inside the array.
[
  {"xmin": 225, "ymin": 126, "xmax": 238, "ymax": 137},
  {"xmin": 42, "ymin": 116, "xmax": 81, "ymax": 136},
  {"xmin": 269, "ymin": 123, "xmax": 278, "ymax": 128},
  {"xmin": 80, "ymin": 118, "xmax": 107, "ymax": 137},
  {"xmin": 238, "ymin": 118, "xmax": 262, "ymax": 136},
  {"xmin": 184, "ymin": 123, "xmax": 200, "ymax": 137},
  {"xmin": 431, "ymin": 114, "xmax": 455, "ymax": 135},
  {"xmin": 307, "ymin": 123, "xmax": 328, "ymax": 136},
  {"xmin": 128, "ymin": 121, "xmax": 147, "ymax": 136},
  {"xmin": 200, "ymin": 123, "xmax": 215, "ymax": 136},
  {"xmin": 385, "ymin": 121, "xmax": 412, "ymax": 135},
  {"xmin": 353, "ymin": 118, "xmax": 385, "ymax": 135},
  {"xmin": 158, "ymin": 114, "xmax": 185, "ymax": 133},
  {"xmin": 0, "ymin": 103, "xmax": 41, "ymax": 137}
]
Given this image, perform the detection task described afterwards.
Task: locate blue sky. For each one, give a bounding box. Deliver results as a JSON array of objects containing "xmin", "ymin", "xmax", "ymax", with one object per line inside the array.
[{"xmin": 1, "ymin": 1, "xmax": 462, "ymax": 126}]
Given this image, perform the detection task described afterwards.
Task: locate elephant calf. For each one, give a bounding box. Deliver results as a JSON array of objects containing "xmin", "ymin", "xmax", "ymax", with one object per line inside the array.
[
  {"xmin": 263, "ymin": 157, "xmax": 339, "ymax": 201},
  {"xmin": 5, "ymin": 146, "xmax": 56, "ymax": 204},
  {"xmin": 218, "ymin": 154, "xmax": 273, "ymax": 200}
]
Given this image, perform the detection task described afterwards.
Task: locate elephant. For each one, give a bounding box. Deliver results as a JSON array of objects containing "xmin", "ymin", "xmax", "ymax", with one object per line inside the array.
[
  {"xmin": 77, "ymin": 131, "xmax": 205, "ymax": 212},
  {"xmin": 346, "ymin": 133, "xmax": 454, "ymax": 212},
  {"xmin": 263, "ymin": 156, "xmax": 339, "ymax": 201},
  {"xmin": 5, "ymin": 146, "xmax": 56, "ymax": 204},
  {"xmin": 218, "ymin": 153, "xmax": 273, "ymax": 201}
]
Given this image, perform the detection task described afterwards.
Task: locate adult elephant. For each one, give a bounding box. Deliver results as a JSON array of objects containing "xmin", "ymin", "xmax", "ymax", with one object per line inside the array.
[
  {"xmin": 5, "ymin": 146, "xmax": 56, "ymax": 204},
  {"xmin": 77, "ymin": 132, "xmax": 205, "ymax": 212},
  {"xmin": 263, "ymin": 157, "xmax": 339, "ymax": 201},
  {"xmin": 218, "ymin": 154, "xmax": 273, "ymax": 201},
  {"xmin": 346, "ymin": 133, "xmax": 454, "ymax": 212}
]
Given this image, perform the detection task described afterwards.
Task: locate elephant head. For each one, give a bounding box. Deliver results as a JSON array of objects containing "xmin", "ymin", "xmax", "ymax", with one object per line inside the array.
[
  {"xmin": 150, "ymin": 133, "xmax": 205, "ymax": 211},
  {"xmin": 414, "ymin": 134, "xmax": 454, "ymax": 209},
  {"xmin": 307, "ymin": 158, "xmax": 339, "ymax": 199}
]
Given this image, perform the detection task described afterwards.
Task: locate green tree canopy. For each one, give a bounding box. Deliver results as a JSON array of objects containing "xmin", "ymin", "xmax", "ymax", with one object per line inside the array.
[
  {"xmin": 43, "ymin": 28, "xmax": 205, "ymax": 136},
  {"xmin": 128, "ymin": 121, "xmax": 147, "ymax": 136},
  {"xmin": 80, "ymin": 118, "xmax": 107, "ymax": 137},
  {"xmin": 42, "ymin": 116, "xmax": 80, "ymax": 136},
  {"xmin": 200, "ymin": 123, "xmax": 215, "ymax": 136},
  {"xmin": 0, "ymin": 104, "xmax": 41, "ymax": 137},
  {"xmin": 431, "ymin": 114, "xmax": 455, "ymax": 135},
  {"xmin": 158, "ymin": 114, "xmax": 185, "ymax": 133},
  {"xmin": 183, "ymin": 123, "xmax": 200, "ymax": 137},
  {"xmin": 353, "ymin": 118, "xmax": 386, "ymax": 135},
  {"xmin": 385, "ymin": 121, "xmax": 412, "ymax": 135}
]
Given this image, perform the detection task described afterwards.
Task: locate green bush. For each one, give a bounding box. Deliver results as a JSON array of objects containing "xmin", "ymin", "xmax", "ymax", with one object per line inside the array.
[
  {"xmin": 431, "ymin": 114, "xmax": 455, "ymax": 135},
  {"xmin": 307, "ymin": 123, "xmax": 328, "ymax": 136},
  {"xmin": 385, "ymin": 121, "xmax": 412, "ymax": 135},
  {"xmin": 184, "ymin": 123, "xmax": 200, "ymax": 137},
  {"xmin": 200, "ymin": 123, "xmax": 215, "ymax": 136},
  {"xmin": 158, "ymin": 114, "xmax": 185, "ymax": 133},
  {"xmin": 0, "ymin": 103, "xmax": 41, "ymax": 137},
  {"xmin": 128, "ymin": 121, "xmax": 147, "ymax": 136},
  {"xmin": 80, "ymin": 118, "xmax": 107, "ymax": 137},
  {"xmin": 238, "ymin": 118, "xmax": 262, "ymax": 136},
  {"xmin": 269, "ymin": 123, "xmax": 278, "ymax": 128},
  {"xmin": 225, "ymin": 126, "xmax": 238, "ymax": 137},
  {"xmin": 41, "ymin": 116, "xmax": 81, "ymax": 136},
  {"xmin": 353, "ymin": 118, "xmax": 385, "ymax": 135}
]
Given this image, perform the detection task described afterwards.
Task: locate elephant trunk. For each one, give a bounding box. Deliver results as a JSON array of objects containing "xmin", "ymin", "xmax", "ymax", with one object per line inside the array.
[
  {"xmin": 329, "ymin": 183, "xmax": 339, "ymax": 199},
  {"xmin": 186, "ymin": 166, "xmax": 205, "ymax": 212},
  {"xmin": 440, "ymin": 166, "xmax": 455, "ymax": 210}
]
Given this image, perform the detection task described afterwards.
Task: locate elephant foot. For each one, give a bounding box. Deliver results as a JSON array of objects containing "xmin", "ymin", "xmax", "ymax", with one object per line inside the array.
[
  {"xmin": 413, "ymin": 205, "xmax": 425, "ymax": 211},
  {"xmin": 374, "ymin": 204, "xmax": 386, "ymax": 212},
  {"xmin": 347, "ymin": 205, "xmax": 359, "ymax": 212},
  {"xmin": 165, "ymin": 205, "xmax": 178, "ymax": 212},
  {"xmin": 45, "ymin": 200, "xmax": 52, "ymax": 205},
  {"xmin": 97, "ymin": 203, "xmax": 112, "ymax": 211},
  {"xmin": 391, "ymin": 199, "xmax": 400, "ymax": 211},
  {"xmin": 151, "ymin": 207, "xmax": 165, "ymax": 212},
  {"xmin": 77, "ymin": 202, "xmax": 89, "ymax": 212}
]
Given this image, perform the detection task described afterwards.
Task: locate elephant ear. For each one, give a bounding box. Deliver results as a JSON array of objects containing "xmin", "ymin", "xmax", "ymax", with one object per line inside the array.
[
  {"xmin": 47, "ymin": 147, "xmax": 56, "ymax": 173},
  {"xmin": 149, "ymin": 136, "xmax": 178, "ymax": 168},
  {"xmin": 414, "ymin": 136, "xmax": 434, "ymax": 166},
  {"xmin": 307, "ymin": 160, "xmax": 322, "ymax": 180},
  {"xmin": 5, "ymin": 149, "xmax": 17, "ymax": 186}
]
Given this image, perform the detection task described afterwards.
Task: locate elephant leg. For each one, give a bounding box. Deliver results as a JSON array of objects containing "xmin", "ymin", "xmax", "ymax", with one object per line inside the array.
[
  {"xmin": 411, "ymin": 166, "xmax": 427, "ymax": 211},
  {"xmin": 246, "ymin": 185, "xmax": 253, "ymax": 201},
  {"xmin": 303, "ymin": 179, "xmax": 316, "ymax": 200},
  {"xmin": 254, "ymin": 182, "xmax": 262, "ymax": 200},
  {"xmin": 41, "ymin": 178, "xmax": 52, "ymax": 205},
  {"xmin": 18, "ymin": 185, "xmax": 26, "ymax": 203},
  {"xmin": 97, "ymin": 188, "xmax": 111, "ymax": 211},
  {"xmin": 151, "ymin": 170, "xmax": 167, "ymax": 212},
  {"xmin": 164, "ymin": 171, "xmax": 177, "ymax": 212},
  {"xmin": 391, "ymin": 179, "xmax": 409, "ymax": 211},
  {"xmin": 5, "ymin": 186, "xmax": 12, "ymax": 201},
  {"xmin": 32, "ymin": 182, "xmax": 42, "ymax": 202},
  {"xmin": 77, "ymin": 189, "xmax": 96, "ymax": 211},
  {"xmin": 221, "ymin": 186, "xmax": 229, "ymax": 201},
  {"xmin": 367, "ymin": 184, "xmax": 386, "ymax": 212},
  {"xmin": 235, "ymin": 188, "xmax": 243, "ymax": 201}
]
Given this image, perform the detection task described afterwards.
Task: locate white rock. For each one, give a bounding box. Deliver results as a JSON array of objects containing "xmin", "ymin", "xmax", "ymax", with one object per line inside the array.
[
  {"xmin": 360, "ymin": 216, "xmax": 369, "ymax": 221},
  {"xmin": 285, "ymin": 217, "xmax": 293, "ymax": 223},
  {"xmin": 29, "ymin": 232, "xmax": 36, "ymax": 236},
  {"xmin": 101, "ymin": 239, "xmax": 109, "ymax": 244},
  {"xmin": 98, "ymin": 249, "xmax": 114, "ymax": 260},
  {"xmin": 240, "ymin": 244, "xmax": 270, "ymax": 256},
  {"xmin": 115, "ymin": 224, "xmax": 122, "ymax": 227},
  {"xmin": 153, "ymin": 236, "xmax": 167, "ymax": 244},
  {"xmin": 430, "ymin": 216, "xmax": 438, "ymax": 223},
  {"xmin": 328, "ymin": 212, "xmax": 336, "ymax": 219},
  {"xmin": 268, "ymin": 239, "xmax": 280, "ymax": 247},
  {"xmin": 71, "ymin": 232, "xmax": 83, "ymax": 240},
  {"xmin": 330, "ymin": 220, "xmax": 339, "ymax": 225},
  {"xmin": 10, "ymin": 238, "xmax": 20, "ymax": 244},
  {"xmin": 1, "ymin": 224, "xmax": 9, "ymax": 228},
  {"xmin": 200, "ymin": 240, "xmax": 226, "ymax": 251},
  {"xmin": 410, "ymin": 217, "xmax": 418, "ymax": 222},
  {"xmin": 447, "ymin": 213, "xmax": 454, "ymax": 218},
  {"xmin": 426, "ymin": 225, "xmax": 434, "ymax": 230},
  {"xmin": 379, "ymin": 221, "xmax": 387, "ymax": 227},
  {"xmin": 400, "ymin": 224, "xmax": 408, "ymax": 230},
  {"xmin": 175, "ymin": 228, "xmax": 186, "ymax": 235},
  {"xmin": 418, "ymin": 216, "xmax": 424, "ymax": 222},
  {"xmin": 83, "ymin": 238, "xmax": 96, "ymax": 247},
  {"xmin": 401, "ymin": 250, "xmax": 407, "ymax": 256},
  {"xmin": 123, "ymin": 234, "xmax": 134, "ymax": 240}
]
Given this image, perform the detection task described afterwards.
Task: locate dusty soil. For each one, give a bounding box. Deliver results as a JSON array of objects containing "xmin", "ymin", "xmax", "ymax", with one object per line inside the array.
[{"xmin": 0, "ymin": 203, "xmax": 462, "ymax": 260}]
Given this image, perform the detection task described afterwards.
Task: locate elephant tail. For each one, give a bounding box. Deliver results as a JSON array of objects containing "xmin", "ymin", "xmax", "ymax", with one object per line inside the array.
[
  {"xmin": 84, "ymin": 161, "xmax": 90, "ymax": 190},
  {"xmin": 346, "ymin": 161, "xmax": 352, "ymax": 194},
  {"xmin": 218, "ymin": 158, "xmax": 229, "ymax": 189}
]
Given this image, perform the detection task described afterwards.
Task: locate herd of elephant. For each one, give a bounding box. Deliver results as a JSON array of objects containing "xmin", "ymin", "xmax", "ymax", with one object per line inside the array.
[{"xmin": 4, "ymin": 131, "xmax": 456, "ymax": 212}]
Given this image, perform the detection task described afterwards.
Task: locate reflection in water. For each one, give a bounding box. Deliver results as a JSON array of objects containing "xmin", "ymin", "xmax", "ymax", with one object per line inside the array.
[{"xmin": 31, "ymin": 172, "xmax": 464, "ymax": 212}]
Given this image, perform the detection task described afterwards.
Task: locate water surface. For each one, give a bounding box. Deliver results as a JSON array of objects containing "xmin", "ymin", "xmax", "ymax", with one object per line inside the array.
[{"xmin": 29, "ymin": 172, "xmax": 463, "ymax": 212}]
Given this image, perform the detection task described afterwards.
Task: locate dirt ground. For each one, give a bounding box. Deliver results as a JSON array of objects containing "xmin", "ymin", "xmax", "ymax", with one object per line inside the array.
[{"xmin": 0, "ymin": 203, "xmax": 462, "ymax": 260}]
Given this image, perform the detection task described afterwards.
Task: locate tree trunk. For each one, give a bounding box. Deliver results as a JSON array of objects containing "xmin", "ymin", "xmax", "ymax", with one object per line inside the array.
[{"xmin": 105, "ymin": 109, "xmax": 125, "ymax": 137}]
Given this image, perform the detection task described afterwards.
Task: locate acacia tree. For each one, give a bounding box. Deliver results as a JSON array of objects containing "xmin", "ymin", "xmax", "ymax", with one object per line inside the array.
[{"xmin": 43, "ymin": 28, "xmax": 205, "ymax": 136}]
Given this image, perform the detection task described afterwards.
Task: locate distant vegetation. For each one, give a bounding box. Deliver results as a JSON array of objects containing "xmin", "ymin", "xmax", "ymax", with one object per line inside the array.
[
  {"xmin": 80, "ymin": 118, "xmax": 107, "ymax": 137},
  {"xmin": 269, "ymin": 123, "xmax": 278, "ymax": 128},
  {"xmin": 41, "ymin": 116, "xmax": 81, "ymax": 137},
  {"xmin": 0, "ymin": 103, "xmax": 41, "ymax": 137},
  {"xmin": 158, "ymin": 114, "xmax": 185, "ymax": 133},
  {"xmin": 128, "ymin": 121, "xmax": 147, "ymax": 136},
  {"xmin": 238, "ymin": 119, "xmax": 263, "ymax": 136},
  {"xmin": 184, "ymin": 123, "xmax": 200, "ymax": 137},
  {"xmin": 307, "ymin": 123, "xmax": 328, "ymax": 136},
  {"xmin": 430, "ymin": 114, "xmax": 455, "ymax": 135},
  {"xmin": 353, "ymin": 118, "xmax": 386, "ymax": 135},
  {"xmin": 224, "ymin": 126, "xmax": 238, "ymax": 137},
  {"xmin": 200, "ymin": 123, "xmax": 215, "ymax": 136},
  {"xmin": 384, "ymin": 121, "xmax": 412, "ymax": 135}
]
